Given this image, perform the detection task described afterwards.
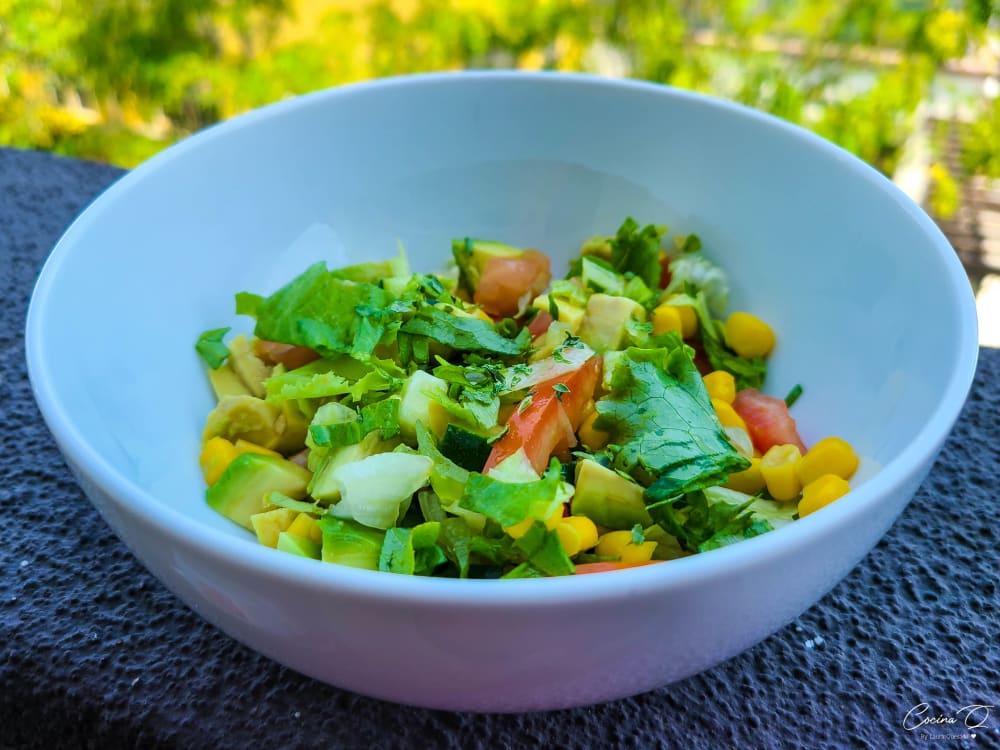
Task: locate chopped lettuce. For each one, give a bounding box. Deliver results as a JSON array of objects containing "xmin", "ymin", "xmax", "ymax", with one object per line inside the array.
[
  {"xmin": 264, "ymin": 356, "xmax": 402, "ymax": 404},
  {"xmin": 595, "ymin": 338, "xmax": 750, "ymax": 499},
  {"xmin": 309, "ymin": 399, "xmax": 401, "ymax": 448},
  {"xmin": 195, "ymin": 327, "xmax": 231, "ymax": 369},
  {"xmin": 705, "ymin": 486, "xmax": 797, "ymax": 529},
  {"xmin": 378, "ymin": 521, "xmax": 446, "ymax": 575},
  {"xmin": 647, "ymin": 489, "xmax": 772, "ymax": 553},
  {"xmin": 243, "ymin": 262, "xmax": 393, "ymax": 355},
  {"xmin": 608, "ymin": 217, "xmax": 665, "ymax": 290},
  {"xmin": 509, "ymin": 522, "xmax": 575, "ymax": 576},
  {"xmin": 459, "ymin": 458, "xmax": 563, "ymax": 527},
  {"xmin": 326, "ymin": 452, "xmax": 433, "ymax": 529},
  {"xmin": 663, "ymin": 251, "xmax": 729, "ymax": 317},
  {"xmin": 399, "ymin": 307, "xmax": 530, "ymax": 357},
  {"xmin": 264, "ymin": 361, "xmax": 352, "ymax": 402},
  {"xmin": 331, "ymin": 244, "xmax": 410, "ymax": 283}
]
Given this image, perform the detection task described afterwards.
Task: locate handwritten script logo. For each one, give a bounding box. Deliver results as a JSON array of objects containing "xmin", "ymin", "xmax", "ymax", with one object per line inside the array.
[{"xmin": 903, "ymin": 703, "xmax": 994, "ymax": 739}]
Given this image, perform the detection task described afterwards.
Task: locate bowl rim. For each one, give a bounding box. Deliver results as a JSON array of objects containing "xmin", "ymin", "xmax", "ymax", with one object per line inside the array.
[{"xmin": 24, "ymin": 70, "xmax": 980, "ymax": 608}]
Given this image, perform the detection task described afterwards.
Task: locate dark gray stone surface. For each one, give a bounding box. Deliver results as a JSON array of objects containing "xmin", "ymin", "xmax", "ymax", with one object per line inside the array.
[{"xmin": 1, "ymin": 146, "xmax": 998, "ymax": 750}]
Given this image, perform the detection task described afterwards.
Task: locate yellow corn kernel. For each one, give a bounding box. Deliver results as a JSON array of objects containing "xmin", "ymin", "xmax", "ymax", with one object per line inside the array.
[
  {"xmin": 798, "ymin": 474, "xmax": 851, "ymax": 517},
  {"xmin": 249, "ymin": 508, "xmax": 298, "ymax": 548},
  {"xmin": 287, "ymin": 513, "xmax": 323, "ymax": 545},
  {"xmin": 199, "ymin": 436, "xmax": 240, "ymax": 486},
  {"xmin": 703, "ymin": 370, "xmax": 736, "ymax": 404},
  {"xmin": 725, "ymin": 457, "xmax": 766, "ymax": 494},
  {"xmin": 577, "ymin": 410, "xmax": 609, "ymax": 450},
  {"xmin": 595, "ymin": 530, "xmax": 632, "ymax": 557},
  {"xmin": 595, "ymin": 530, "xmax": 657, "ymax": 561},
  {"xmin": 557, "ymin": 516, "xmax": 599, "ymax": 556},
  {"xmin": 504, "ymin": 506, "xmax": 564, "ymax": 539},
  {"xmin": 651, "ymin": 304, "xmax": 683, "ymax": 336},
  {"xmin": 620, "ymin": 540, "xmax": 658, "ymax": 563},
  {"xmin": 471, "ymin": 307, "xmax": 493, "ymax": 322},
  {"xmin": 712, "ymin": 398, "xmax": 748, "ymax": 431},
  {"xmin": 662, "ymin": 296, "xmax": 698, "ymax": 338},
  {"xmin": 760, "ymin": 444, "xmax": 803, "ymax": 502},
  {"xmin": 724, "ymin": 311, "xmax": 776, "ymax": 358},
  {"xmin": 798, "ymin": 436, "xmax": 859, "ymax": 486},
  {"xmin": 234, "ymin": 439, "xmax": 282, "ymax": 459}
]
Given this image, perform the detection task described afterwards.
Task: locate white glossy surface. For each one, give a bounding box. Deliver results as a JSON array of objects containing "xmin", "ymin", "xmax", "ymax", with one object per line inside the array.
[{"xmin": 26, "ymin": 72, "xmax": 978, "ymax": 711}]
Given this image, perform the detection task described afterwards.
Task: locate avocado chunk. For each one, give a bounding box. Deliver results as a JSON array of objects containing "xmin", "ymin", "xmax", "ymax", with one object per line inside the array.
[
  {"xmin": 227, "ymin": 335, "xmax": 272, "ymax": 398},
  {"xmin": 276, "ymin": 531, "xmax": 321, "ymax": 560},
  {"xmin": 319, "ymin": 516, "xmax": 385, "ymax": 570},
  {"xmin": 207, "ymin": 361, "xmax": 253, "ymax": 400},
  {"xmin": 249, "ymin": 507, "xmax": 298, "ymax": 547},
  {"xmin": 452, "ymin": 237, "xmax": 523, "ymax": 296},
  {"xmin": 577, "ymin": 293, "xmax": 646, "ymax": 353},
  {"xmin": 207, "ymin": 453, "xmax": 312, "ymax": 531},
  {"xmin": 203, "ymin": 395, "xmax": 309, "ymax": 455},
  {"xmin": 570, "ymin": 458, "xmax": 653, "ymax": 529}
]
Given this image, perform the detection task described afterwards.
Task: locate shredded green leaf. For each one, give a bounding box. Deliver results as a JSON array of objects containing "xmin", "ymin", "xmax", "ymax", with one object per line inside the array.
[
  {"xmin": 195, "ymin": 327, "xmax": 231, "ymax": 369},
  {"xmin": 608, "ymin": 217, "xmax": 665, "ymax": 290},
  {"xmin": 459, "ymin": 459, "xmax": 563, "ymax": 528},
  {"xmin": 595, "ymin": 339, "xmax": 750, "ymax": 498}
]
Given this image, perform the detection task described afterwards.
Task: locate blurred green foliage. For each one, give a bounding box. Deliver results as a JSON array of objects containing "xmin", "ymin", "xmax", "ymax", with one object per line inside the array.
[{"xmin": 0, "ymin": 0, "xmax": 995, "ymax": 192}]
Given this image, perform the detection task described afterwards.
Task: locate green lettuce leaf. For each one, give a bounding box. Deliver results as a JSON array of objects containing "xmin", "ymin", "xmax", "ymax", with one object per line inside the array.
[
  {"xmin": 400, "ymin": 307, "xmax": 530, "ymax": 357},
  {"xmin": 646, "ymin": 489, "xmax": 772, "ymax": 553},
  {"xmin": 264, "ymin": 357, "xmax": 401, "ymax": 404},
  {"xmin": 437, "ymin": 517, "xmax": 474, "ymax": 578},
  {"xmin": 459, "ymin": 459, "xmax": 563, "ymax": 527},
  {"xmin": 195, "ymin": 327, "xmax": 231, "ymax": 369},
  {"xmin": 595, "ymin": 339, "xmax": 750, "ymax": 499},
  {"xmin": 609, "ymin": 217, "xmax": 665, "ymax": 290},
  {"xmin": 378, "ymin": 522, "xmax": 446, "ymax": 575},
  {"xmin": 241, "ymin": 262, "xmax": 393, "ymax": 355},
  {"xmin": 330, "ymin": 245, "xmax": 409, "ymax": 284},
  {"xmin": 663, "ymin": 251, "xmax": 729, "ymax": 317},
  {"xmin": 309, "ymin": 399, "xmax": 401, "ymax": 448},
  {"xmin": 510, "ymin": 521, "xmax": 575, "ymax": 576},
  {"xmin": 264, "ymin": 360, "xmax": 352, "ymax": 402}
]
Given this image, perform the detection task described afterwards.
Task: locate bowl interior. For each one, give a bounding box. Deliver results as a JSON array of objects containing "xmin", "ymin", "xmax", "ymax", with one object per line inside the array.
[{"xmin": 29, "ymin": 73, "xmax": 976, "ymax": 543}]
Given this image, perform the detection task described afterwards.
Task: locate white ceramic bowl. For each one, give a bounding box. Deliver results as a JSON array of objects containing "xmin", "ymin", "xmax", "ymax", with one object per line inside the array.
[{"xmin": 26, "ymin": 72, "xmax": 978, "ymax": 711}]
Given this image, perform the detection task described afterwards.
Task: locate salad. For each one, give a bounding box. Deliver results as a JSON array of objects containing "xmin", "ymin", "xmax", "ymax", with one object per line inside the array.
[{"xmin": 194, "ymin": 218, "xmax": 859, "ymax": 577}]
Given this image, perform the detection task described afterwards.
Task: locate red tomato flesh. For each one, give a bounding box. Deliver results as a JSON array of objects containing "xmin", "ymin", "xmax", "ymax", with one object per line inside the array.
[
  {"xmin": 527, "ymin": 309, "xmax": 554, "ymax": 339},
  {"xmin": 659, "ymin": 254, "xmax": 671, "ymax": 289},
  {"xmin": 574, "ymin": 560, "xmax": 664, "ymax": 574},
  {"xmin": 484, "ymin": 357, "xmax": 601, "ymax": 475},
  {"xmin": 474, "ymin": 249, "xmax": 551, "ymax": 318},
  {"xmin": 254, "ymin": 340, "xmax": 321, "ymax": 370},
  {"xmin": 732, "ymin": 388, "xmax": 806, "ymax": 454}
]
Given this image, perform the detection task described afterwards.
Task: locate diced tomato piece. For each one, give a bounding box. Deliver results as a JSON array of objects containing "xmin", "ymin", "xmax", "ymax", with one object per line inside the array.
[
  {"xmin": 484, "ymin": 357, "xmax": 601, "ymax": 475},
  {"xmin": 527, "ymin": 309, "xmax": 554, "ymax": 339},
  {"xmin": 732, "ymin": 388, "xmax": 806, "ymax": 454},
  {"xmin": 474, "ymin": 249, "xmax": 551, "ymax": 318},
  {"xmin": 574, "ymin": 560, "xmax": 664, "ymax": 575},
  {"xmin": 659, "ymin": 254, "xmax": 671, "ymax": 289},
  {"xmin": 253, "ymin": 340, "xmax": 321, "ymax": 370}
]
